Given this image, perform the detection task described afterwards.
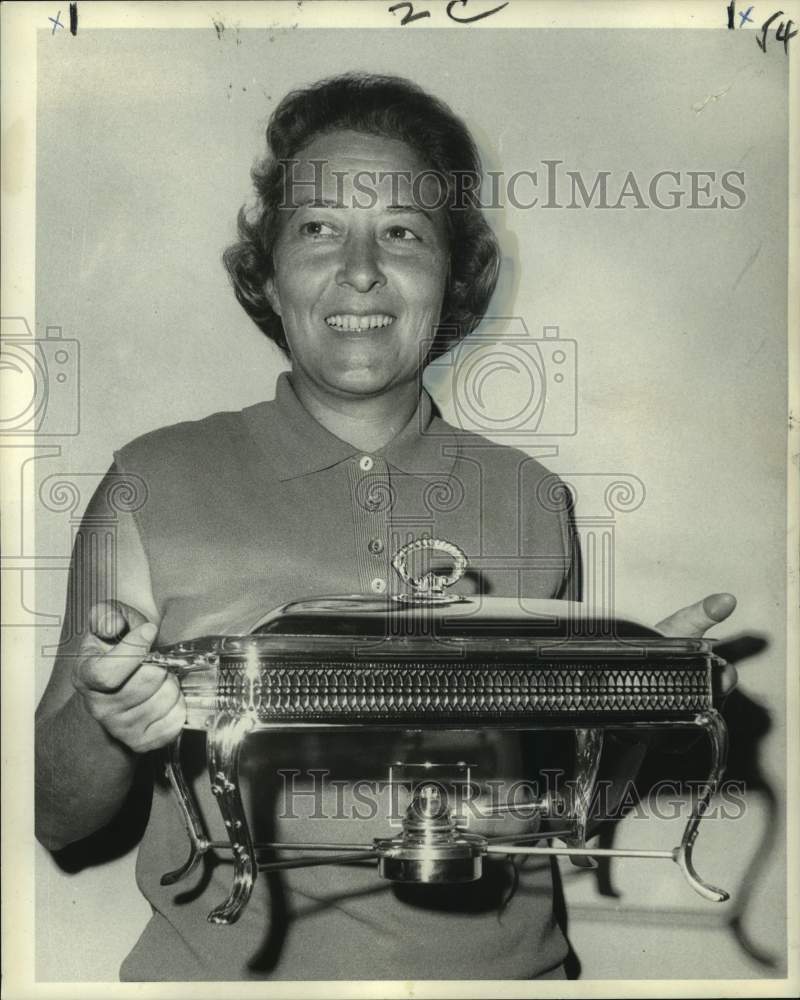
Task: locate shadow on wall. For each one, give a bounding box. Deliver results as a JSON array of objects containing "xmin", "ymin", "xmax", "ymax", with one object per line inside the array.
[{"xmin": 588, "ymin": 632, "xmax": 781, "ymax": 973}]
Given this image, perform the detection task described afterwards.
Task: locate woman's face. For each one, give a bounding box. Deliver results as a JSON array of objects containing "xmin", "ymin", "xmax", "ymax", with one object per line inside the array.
[{"xmin": 265, "ymin": 129, "xmax": 450, "ymax": 400}]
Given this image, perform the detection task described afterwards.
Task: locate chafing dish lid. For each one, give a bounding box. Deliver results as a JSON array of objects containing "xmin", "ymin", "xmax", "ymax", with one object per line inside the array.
[{"xmin": 247, "ymin": 595, "xmax": 710, "ymax": 653}]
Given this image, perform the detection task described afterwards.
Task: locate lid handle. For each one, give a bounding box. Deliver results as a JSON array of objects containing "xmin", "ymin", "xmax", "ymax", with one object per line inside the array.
[{"xmin": 391, "ymin": 538, "xmax": 468, "ymax": 599}]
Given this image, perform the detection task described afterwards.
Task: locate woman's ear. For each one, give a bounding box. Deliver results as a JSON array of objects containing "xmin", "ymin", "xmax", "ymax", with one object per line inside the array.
[{"xmin": 264, "ymin": 275, "xmax": 282, "ymax": 316}]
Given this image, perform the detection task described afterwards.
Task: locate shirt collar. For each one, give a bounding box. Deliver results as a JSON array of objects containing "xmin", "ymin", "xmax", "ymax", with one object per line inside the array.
[{"xmin": 244, "ymin": 371, "xmax": 460, "ymax": 482}]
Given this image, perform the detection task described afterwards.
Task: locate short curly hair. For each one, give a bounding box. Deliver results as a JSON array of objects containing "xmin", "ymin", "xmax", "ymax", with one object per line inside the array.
[{"xmin": 223, "ymin": 72, "xmax": 501, "ymax": 360}]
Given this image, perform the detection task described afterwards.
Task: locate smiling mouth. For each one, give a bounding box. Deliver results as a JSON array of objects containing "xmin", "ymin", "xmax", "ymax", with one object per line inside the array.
[{"xmin": 325, "ymin": 313, "xmax": 396, "ymax": 331}]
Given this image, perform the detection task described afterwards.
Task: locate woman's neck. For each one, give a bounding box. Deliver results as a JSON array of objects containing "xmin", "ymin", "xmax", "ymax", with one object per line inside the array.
[{"xmin": 288, "ymin": 370, "xmax": 422, "ymax": 453}]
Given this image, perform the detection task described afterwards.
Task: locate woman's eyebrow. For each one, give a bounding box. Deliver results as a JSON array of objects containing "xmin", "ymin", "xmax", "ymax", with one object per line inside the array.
[
  {"xmin": 299, "ymin": 197, "xmax": 343, "ymax": 208},
  {"xmin": 288, "ymin": 197, "xmax": 344, "ymax": 217},
  {"xmin": 288, "ymin": 198, "xmax": 434, "ymax": 222}
]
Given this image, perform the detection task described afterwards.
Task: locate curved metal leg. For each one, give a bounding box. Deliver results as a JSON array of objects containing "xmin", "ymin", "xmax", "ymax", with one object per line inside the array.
[
  {"xmin": 565, "ymin": 728, "xmax": 604, "ymax": 868},
  {"xmin": 674, "ymin": 710, "xmax": 730, "ymax": 902},
  {"xmin": 206, "ymin": 713, "xmax": 256, "ymax": 925},
  {"xmin": 161, "ymin": 732, "xmax": 209, "ymax": 886}
]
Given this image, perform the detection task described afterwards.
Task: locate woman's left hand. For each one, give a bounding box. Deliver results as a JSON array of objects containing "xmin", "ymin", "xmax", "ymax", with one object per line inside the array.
[{"xmin": 655, "ymin": 592, "xmax": 738, "ymax": 697}]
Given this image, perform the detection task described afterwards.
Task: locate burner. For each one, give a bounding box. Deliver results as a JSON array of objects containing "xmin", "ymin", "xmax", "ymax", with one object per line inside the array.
[{"xmin": 374, "ymin": 783, "xmax": 487, "ymax": 883}]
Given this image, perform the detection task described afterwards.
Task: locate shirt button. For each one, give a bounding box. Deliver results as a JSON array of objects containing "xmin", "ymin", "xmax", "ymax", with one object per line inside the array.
[
  {"xmin": 368, "ymin": 538, "xmax": 385, "ymax": 555},
  {"xmin": 359, "ymin": 455, "xmax": 374, "ymax": 472},
  {"xmin": 370, "ymin": 577, "xmax": 387, "ymax": 594}
]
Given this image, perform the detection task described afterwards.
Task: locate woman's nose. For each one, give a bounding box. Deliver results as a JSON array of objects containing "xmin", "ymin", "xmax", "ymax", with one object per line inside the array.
[{"xmin": 335, "ymin": 233, "xmax": 386, "ymax": 293}]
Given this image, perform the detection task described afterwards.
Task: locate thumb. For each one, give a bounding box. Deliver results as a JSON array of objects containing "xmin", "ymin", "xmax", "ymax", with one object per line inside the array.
[
  {"xmin": 655, "ymin": 593, "xmax": 737, "ymax": 638},
  {"xmin": 89, "ymin": 600, "xmax": 149, "ymax": 643}
]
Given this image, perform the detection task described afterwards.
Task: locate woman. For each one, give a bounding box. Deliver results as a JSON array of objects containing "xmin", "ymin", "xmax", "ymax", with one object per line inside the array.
[{"xmin": 35, "ymin": 72, "xmax": 735, "ymax": 981}]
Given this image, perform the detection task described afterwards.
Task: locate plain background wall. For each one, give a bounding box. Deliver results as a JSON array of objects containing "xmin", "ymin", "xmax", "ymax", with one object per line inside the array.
[{"xmin": 32, "ymin": 27, "xmax": 787, "ymax": 981}]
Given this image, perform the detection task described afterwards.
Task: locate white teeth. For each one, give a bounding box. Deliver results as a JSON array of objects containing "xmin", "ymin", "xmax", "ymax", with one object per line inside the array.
[{"xmin": 325, "ymin": 314, "xmax": 395, "ymax": 331}]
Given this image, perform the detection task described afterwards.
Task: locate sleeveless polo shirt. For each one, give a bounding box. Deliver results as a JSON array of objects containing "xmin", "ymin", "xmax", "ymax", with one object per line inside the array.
[{"xmin": 114, "ymin": 372, "xmax": 573, "ymax": 981}]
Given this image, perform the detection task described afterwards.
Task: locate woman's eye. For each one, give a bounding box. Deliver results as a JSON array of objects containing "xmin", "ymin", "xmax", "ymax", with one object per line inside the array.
[
  {"xmin": 385, "ymin": 225, "xmax": 419, "ymax": 242},
  {"xmin": 299, "ymin": 221, "xmax": 337, "ymax": 237}
]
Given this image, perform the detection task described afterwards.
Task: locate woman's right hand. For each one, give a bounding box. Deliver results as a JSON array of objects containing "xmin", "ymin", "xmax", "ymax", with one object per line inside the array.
[{"xmin": 72, "ymin": 600, "xmax": 185, "ymax": 753}]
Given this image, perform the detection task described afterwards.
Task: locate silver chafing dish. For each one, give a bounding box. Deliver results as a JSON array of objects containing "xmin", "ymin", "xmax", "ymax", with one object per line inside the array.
[{"xmin": 144, "ymin": 539, "xmax": 730, "ymax": 926}]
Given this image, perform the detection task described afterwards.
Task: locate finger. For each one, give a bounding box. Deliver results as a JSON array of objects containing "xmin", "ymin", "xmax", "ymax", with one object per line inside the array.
[
  {"xmin": 702, "ymin": 592, "xmax": 738, "ymax": 624},
  {"xmin": 719, "ymin": 661, "xmax": 739, "ymax": 699},
  {"xmin": 79, "ymin": 621, "xmax": 159, "ymax": 692},
  {"xmin": 137, "ymin": 699, "xmax": 187, "ymax": 753},
  {"xmin": 117, "ymin": 673, "xmax": 181, "ymax": 725},
  {"xmin": 89, "ymin": 600, "xmax": 149, "ymax": 643},
  {"xmin": 655, "ymin": 593, "xmax": 737, "ymax": 638},
  {"xmin": 91, "ymin": 664, "xmax": 173, "ymax": 713}
]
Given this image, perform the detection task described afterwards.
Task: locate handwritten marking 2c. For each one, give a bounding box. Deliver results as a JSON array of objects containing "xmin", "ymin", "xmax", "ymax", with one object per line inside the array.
[{"xmin": 389, "ymin": 0, "xmax": 508, "ymax": 26}]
